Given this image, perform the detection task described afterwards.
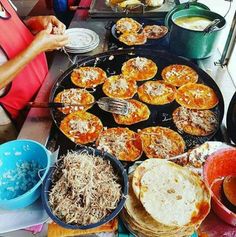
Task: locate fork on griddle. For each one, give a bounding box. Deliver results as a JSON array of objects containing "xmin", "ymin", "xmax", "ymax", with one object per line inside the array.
[{"xmin": 28, "ymin": 97, "xmax": 129, "ymax": 115}]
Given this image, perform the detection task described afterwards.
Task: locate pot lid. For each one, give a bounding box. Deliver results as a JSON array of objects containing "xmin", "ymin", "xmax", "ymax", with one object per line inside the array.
[
  {"xmin": 227, "ymin": 91, "xmax": 236, "ymax": 144},
  {"xmin": 165, "ymin": 2, "xmax": 210, "ymax": 29}
]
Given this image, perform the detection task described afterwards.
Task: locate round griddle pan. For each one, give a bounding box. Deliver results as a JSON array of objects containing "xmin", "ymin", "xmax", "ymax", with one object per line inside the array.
[{"xmin": 49, "ymin": 48, "xmax": 224, "ymax": 151}]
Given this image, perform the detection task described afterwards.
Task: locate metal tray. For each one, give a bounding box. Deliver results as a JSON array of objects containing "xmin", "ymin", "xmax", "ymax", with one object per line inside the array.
[
  {"xmin": 49, "ymin": 48, "xmax": 224, "ymax": 153},
  {"xmin": 89, "ymin": 0, "xmax": 175, "ymax": 18}
]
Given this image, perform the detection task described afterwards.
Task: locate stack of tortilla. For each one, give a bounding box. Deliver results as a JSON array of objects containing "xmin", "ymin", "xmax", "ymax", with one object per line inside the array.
[{"xmin": 121, "ymin": 159, "xmax": 211, "ymax": 237}]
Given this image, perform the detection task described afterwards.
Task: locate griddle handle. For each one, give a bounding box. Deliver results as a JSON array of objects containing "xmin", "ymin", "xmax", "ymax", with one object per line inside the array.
[{"xmin": 28, "ymin": 102, "xmax": 64, "ymax": 108}]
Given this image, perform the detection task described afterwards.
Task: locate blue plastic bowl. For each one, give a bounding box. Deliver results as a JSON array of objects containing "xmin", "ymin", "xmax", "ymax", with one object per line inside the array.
[
  {"xmin": 42, "ymin": 147, "xmax": 128, "ymax": 229},
  {"xmin": 0, "ymin": 139, "xmax": 51, "ymax": 209}
]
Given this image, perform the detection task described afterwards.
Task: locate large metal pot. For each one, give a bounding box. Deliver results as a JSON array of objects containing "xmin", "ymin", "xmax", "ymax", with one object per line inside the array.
[{"xmin": 169, "ymin": 9, "xmax": 226, "ymax": 59}]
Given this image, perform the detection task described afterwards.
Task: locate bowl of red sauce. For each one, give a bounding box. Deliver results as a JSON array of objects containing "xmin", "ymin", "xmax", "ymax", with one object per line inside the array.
[{"xmin": 203, "ymin": 147, "xmax": 236, "ymax": 226}]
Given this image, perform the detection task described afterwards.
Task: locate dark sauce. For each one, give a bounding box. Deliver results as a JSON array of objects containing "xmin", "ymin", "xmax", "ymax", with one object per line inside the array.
[{"xmin": 221, "ymin": 181, "xmax": 236, "ymax": 214}]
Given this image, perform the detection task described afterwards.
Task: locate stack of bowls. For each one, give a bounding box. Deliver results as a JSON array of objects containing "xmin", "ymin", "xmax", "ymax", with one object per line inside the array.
[{"xmin": 65, "ymin": 28, "xmax": 100, "ymax": 54}]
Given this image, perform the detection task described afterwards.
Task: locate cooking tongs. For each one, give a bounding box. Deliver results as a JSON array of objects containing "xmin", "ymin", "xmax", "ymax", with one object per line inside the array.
[
  {"xmin": 29, "ymin": 97, "xmax": 129, "ymax": 115},
  {"xmin": 203, "ymin": 19, "xmax": 221, "ymax": 34}
]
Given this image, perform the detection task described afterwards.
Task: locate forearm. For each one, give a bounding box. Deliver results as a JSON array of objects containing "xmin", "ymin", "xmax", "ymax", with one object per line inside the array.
[
  {"xmin": 0, "ymin": 43, "xmax": 41, "ymax": 89},
  {"xmin": 0, "ymin": 22, "xmax": 68, "ymax": 89}
]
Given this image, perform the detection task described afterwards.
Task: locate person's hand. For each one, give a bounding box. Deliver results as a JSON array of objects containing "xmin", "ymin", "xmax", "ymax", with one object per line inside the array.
[
  {"xmin": 25, "ymin": 15, "xmax": 66, "ymax": 35},
  {"xmin": 31, "ymin": 23, "xmax": 69, "ymax": 53}
]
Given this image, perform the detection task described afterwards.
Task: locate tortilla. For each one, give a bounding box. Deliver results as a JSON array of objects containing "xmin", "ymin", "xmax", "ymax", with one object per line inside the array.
[
  {"xmin": 113, "ymin": 99, "xmax": 150, "ymax": 125},
  {"xmin": 139, "ymin": 159, "xmax": 211, "ymax": 227},
  {"xmin": 132, "ymin": 159, "xmax": 160, "ymax": 199},
  {"xmin": 138, "ymin": 126, "xmax": 185, "ymax": 159},
  {"xmin": 96, "ymin": 127, "xmax": 142, "ymax": 161},
  {"xmin": 127, "ymin": 176, "xmax": 178, "ymax": 232},
  {"xmin": 161, "ymin": 64, "xmax": 198, "ymax": 87},
  {"xmin": 119, "ymin": 32, "xmax": 147, "ymax": 46},
  {"xmin": 71, "ymin": 67, "xmax": 107, "ymax": 88},
  {"xmin": 121, "ymin": 57, "xmax": 157, "ymax": 81},
  {"xmin": 54, "ymin": 88, "xmax": 95, "ymax": 114},
  {"xmin": 121, "ymin": 209, "xmax": 195, "ymax": 237},
  {"xmin": 143, "ymin": 25, "xmax": 168, "ymax": 39},
  {"xmin": 115, "ymin": 18, "xmax": 142, "ymax": 34},
  {"xmin": 173, "ymin": 106, "xmax": 218, "ymax": 136},
  {"xmin": 175, "ymin": 83, "xmax": 219, "ymax": 110},
  {"xmin": 137, "ymin": 80, "xmax": 176, "ymax": 105},
  {"xmin": 60, "ymin": 111, "xmax": 103, "ymax": 144},
  {"xmin": 124, "ymin": 175, "xmax": 197, "ymax": 237},
  {"xmin": 102, "ymin": 75, "xmax": 137, "ymax": 99}
]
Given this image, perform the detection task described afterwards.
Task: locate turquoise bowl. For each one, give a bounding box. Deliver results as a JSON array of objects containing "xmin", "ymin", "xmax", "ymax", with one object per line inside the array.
[{"xmin": 0, "ymin": 139, "xmax": 51, "ymax": 209}]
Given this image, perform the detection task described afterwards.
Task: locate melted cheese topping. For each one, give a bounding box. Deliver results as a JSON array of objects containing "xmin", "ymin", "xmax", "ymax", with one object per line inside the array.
[
  {"xmin": 191, "ymin": 89, "xmax": 205, "ymax": 98},
  {"xmin": 165, "ymin": 67, "xmax": 190, "ymax": 81},
  {"xmin": 127, "ymin": 35, "xmax": 137, "ymax": 43},
  {"xmin": 145, "ymin": 25, "xmax": 162, "ymax": 35},
  {"xmin": 176, "ymin": 107, "xmax": 217, "ymax": 133},
  {"xmin": 152, "ymin": 26, "xmax": 162, "ymax": 34},
  {"xmin": 148, "ymin": 134, "xmax": 173, "ymax": 158},
  {"xmin": 128, "ymin": 102, "xmax": 136, "ymax": 113},
  {"xmin": 132, "ymin": 57, "xmax": 148, "ymax": 70},
  {"xmin": 145, "ymin": 83, "xmax": 169, "ymax": 96},
  {"xmin": 120, "ymin": 21, "xmax": 133, "ymax": 31},
  {"xmin": 97, "ymin": 132, "xmax": 129, "ymax": 155},
  {"xmin": 78, "ymin": 69, "xmax": 99, "ymax": 83},
  {"xmin": 60, "ymin": 89, "xmax": 82, "ymax": 104},
  {"xmin": 69, "ymin": 119, "xmax": 93, "ymax": 134},
  {"xmin": 109, "ymin": 77, "xmax": 128, "ymax": 92}
]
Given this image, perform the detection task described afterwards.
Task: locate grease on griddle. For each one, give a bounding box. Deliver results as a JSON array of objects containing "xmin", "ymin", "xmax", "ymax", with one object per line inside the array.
[
  {"xmin": 161, "ymin": 112, "xmax": 172, "ymax": 122},
  {"xmin": 109, "ymin": 55, "xmax": 115, "ymax": 60}
]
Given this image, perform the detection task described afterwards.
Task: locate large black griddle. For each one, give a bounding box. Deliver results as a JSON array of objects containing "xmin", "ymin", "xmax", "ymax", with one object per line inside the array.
[
  {"xmin": 227, "ymin": 91, "xmax": 236, "ymax": 144},
  {"xmin": 50, "ymin": 49, "xmax": 224, "ymax": 152}
]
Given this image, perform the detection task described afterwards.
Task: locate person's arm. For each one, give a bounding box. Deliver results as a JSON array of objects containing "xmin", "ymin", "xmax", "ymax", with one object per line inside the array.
[{"xmin": 0, "ymin": 24, "xmax": 68, "ymax": 89}]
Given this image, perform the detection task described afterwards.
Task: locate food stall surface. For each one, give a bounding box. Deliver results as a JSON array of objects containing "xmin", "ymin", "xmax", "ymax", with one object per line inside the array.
[{"xmin": 2, "ymin": 3, "xmax": 236, "ymax": 237}]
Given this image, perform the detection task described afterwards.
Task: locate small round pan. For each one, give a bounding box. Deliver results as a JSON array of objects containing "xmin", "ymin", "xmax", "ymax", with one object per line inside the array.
[
  {"xmin": 111, "ymin": 18, "xmax": 169, "ymax": 47},
  {"xmin": 49, "ymin": 48, "xmax": 224, "ymax": 151}
]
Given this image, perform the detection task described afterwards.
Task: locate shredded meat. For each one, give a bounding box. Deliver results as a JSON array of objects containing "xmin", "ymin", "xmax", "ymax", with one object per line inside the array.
[{"xmin": 49, "ymin": 151, "xmax": 122, "ymax": 225}]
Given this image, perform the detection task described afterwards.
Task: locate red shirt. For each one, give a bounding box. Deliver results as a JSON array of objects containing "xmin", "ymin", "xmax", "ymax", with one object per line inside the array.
[{"xmin": 0, "ymin": 0, "xmax": 48, "ymax": 119}]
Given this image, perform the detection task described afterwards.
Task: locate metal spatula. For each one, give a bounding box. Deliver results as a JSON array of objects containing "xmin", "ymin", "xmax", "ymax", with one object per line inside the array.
[{"xmin": 28, "ymin": 97, "xmax": 129, "ymax": 115}]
